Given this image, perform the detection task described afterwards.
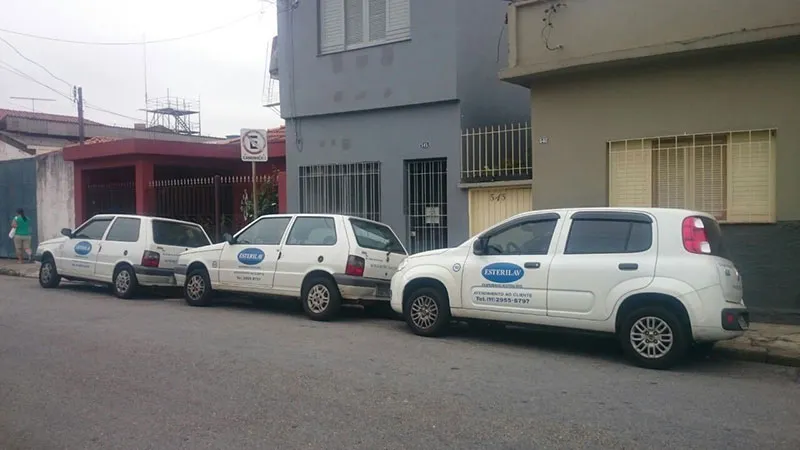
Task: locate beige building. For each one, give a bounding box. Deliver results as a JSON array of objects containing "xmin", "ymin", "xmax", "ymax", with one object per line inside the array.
[{"xmin": 500, "ymin": 0, "xmax": 800, "ymax": 316}]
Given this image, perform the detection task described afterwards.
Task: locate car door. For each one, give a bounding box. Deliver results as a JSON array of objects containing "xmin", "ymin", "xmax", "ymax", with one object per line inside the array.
[
  {"xmin": 347, "ymin": 217, "xmax": 408, "ymax": 282},
  {"xmin": 60, "ymin": 216, "xmax": 114, "ymax": 279},
  {"xmin": 217, "ymin": 216, "xmax": 293, "ymax": 292},
  {"xmin": 94, "ymin": 216, "xmax": 142, "ymax": 282},
  {"xmin": 546, "ymin": 210, "xmax": 657, "ymax": 321},
  {"xmin": 460, "ymin": 213, "xmax": 562, "ymax": 316},
  {"xmin": 272, "ymin": 216, "xmax": 340, "ymax": 295}
]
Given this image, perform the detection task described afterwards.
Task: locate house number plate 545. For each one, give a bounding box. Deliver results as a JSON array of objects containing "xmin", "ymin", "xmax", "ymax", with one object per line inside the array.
[{"xmin": 490, "ymin": 193, "xmax": 506, "ymax": 202}]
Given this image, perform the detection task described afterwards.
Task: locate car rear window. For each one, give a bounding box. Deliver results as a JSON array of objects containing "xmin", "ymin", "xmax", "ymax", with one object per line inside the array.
[
  {"xmin": 698, "ymin": 216, "xmax": 729, "ymax": 258},
  {"xmin": 349, "ymin": 218, "xmax": 406, "ymax": 254},
  {"xmin": 151, "ymin": 220, "xmax": 211, "ymax": 248}
]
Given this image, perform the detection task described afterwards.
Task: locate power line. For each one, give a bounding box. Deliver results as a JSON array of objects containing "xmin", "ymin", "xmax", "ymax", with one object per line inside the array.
[
  {"xmin": 0, "ymin": 35, "xmax": 72, "ymax": 88},
  {"xmin": 0, "ymin": 10, "xmax": 263, "ymax": 46},
  {"xmin": 0, "ymin": 61, "xmax": 142, "ymax": 123}
]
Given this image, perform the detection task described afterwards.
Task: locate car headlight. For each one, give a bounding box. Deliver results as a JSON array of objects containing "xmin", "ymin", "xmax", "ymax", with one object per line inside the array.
[{"xmin": 397, "ymin": 258, "xmax": 408, "ymax": 271}]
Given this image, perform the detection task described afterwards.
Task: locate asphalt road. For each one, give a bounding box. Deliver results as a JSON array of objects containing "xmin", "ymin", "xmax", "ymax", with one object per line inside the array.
[{"xmin": 1, "ymin": 278, "xmax": 798, "ymax": 450}]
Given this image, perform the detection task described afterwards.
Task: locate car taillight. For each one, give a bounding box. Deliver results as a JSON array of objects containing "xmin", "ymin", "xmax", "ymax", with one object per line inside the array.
[
  {"xmin": 142, "ymin": 250, "xmax": 160, "ymax": 268},
  {"xmin": 682, "ymin": 216, "xmax": 711, "ymax": 254},
  {"xmin": 345, "ymin": 255, "xmax": 365, "ymax": 277}
]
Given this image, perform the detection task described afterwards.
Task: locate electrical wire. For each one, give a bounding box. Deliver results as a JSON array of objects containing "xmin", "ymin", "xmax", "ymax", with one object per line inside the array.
[
  {"xmin": 0, "ymin": 10, "xmax": 263, "ymax": 46},
  {"xmin": 0, "ymin": 35, "xmax": 72, "ymax": 88},
  {"xmin": 0, "ymin": 61, "xmax": 142, "ymax": 123}
]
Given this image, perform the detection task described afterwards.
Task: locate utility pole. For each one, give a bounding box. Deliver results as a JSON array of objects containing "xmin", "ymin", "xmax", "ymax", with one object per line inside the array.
[{"xmin": 74, "ymin": 86, "xmax": 85, "ymax": 147}]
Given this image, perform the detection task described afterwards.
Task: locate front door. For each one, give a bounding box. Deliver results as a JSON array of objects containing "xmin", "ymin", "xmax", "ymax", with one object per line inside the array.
[
  {"xmin": 460, "ymin": 214, "xmax": 562, "ymax": 317},
  {"xmin": 60, "ymin": 216, "xmax": 114, "ymax": 279},
  {"xmin": 217, "ymin": 216, "xmax": 292, "ymax": 292}
]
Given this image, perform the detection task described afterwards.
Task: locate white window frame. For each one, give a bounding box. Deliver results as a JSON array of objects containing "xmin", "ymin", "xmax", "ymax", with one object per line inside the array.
[
  {"xmin": 318, "ymin": 0, "xmax": 411, "ymax": 55},
  {"xmin": 607, "ymin": 128, "xmax": 777, "ymax": 224}
]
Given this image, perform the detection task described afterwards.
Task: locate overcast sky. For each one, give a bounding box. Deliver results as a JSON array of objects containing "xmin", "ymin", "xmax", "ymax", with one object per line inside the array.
[{"xmin": 0, "ymin": 0, "xmax": 282, "ymax": 137}]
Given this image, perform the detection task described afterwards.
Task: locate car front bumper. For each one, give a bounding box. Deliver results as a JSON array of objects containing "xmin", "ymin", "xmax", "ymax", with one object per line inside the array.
[{"xmin": 333, "ymin": 274, "xmax": 391, "ymax": 301}]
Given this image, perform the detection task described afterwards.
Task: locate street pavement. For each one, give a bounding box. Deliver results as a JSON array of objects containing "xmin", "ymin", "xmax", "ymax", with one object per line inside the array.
[{"xmin": 1, "ymin": 278, "xmax": 799, "ymax": 450}]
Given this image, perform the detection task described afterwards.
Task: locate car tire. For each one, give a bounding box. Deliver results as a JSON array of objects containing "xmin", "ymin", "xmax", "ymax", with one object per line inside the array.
[
  {"xmin": 619, "ymin": 306, "xmax": 689, "ymax": 370},
  {"xmin": 301, "ymin": 277, "xmax": 342, "ymax": 321},
  {"xmin": 38, "ymin": 257, "xmax": 61, "ymax": 289},
  {"xmin": 184, "ymin": 269, "xmax": 213, "ymax": 307},
  {"xmin": 112, "ymin": 266, "xmax": 138, "ymax": 299},
  {"xmin": 404, "ymin": 286, "xmax": 451, "ymax": 337}
]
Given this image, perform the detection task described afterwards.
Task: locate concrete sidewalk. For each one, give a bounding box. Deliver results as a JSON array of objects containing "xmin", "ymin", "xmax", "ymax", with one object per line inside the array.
[{"xmin": 1, "ymin": 257, "xmax": 798, "ymax": 367}]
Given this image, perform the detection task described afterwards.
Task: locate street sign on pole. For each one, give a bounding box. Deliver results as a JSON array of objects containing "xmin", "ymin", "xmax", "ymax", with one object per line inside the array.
[{"xmin": 240, "ymin": 129, "xmax": 268, "ymax": 162}]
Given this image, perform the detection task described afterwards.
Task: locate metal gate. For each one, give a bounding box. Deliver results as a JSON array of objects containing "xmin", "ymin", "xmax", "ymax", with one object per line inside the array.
[
  {"xmin": 0, "ymin": 158, "xmax": 37, "ymax": 258},
  {"xmin": 404, "ymin": 158, "xmax": 447, "ymax": 254}
]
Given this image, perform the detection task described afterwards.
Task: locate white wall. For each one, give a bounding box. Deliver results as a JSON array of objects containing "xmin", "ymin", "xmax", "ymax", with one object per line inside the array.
[
  {"xmin": 36, "ymin": 151, "xmax": 74, "ymax": 241},
  {"xmin": 0, "ymin": 140, "xmax": 32, "ymax": 161}
]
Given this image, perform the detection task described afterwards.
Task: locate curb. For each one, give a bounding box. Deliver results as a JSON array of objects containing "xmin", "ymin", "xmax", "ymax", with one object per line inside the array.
[
  {"xmin": 0, "ymin": 267, "xmax": 38, "ymax": 279},
  {"xmin": 714, "ymin": 346, "xmax": 800, "ymax": 367}
]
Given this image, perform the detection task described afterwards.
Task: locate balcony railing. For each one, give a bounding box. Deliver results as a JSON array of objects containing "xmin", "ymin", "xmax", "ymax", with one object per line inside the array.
[{"xmin": 461, "ymin": 122, "xmax": 532, "ymax": 183}]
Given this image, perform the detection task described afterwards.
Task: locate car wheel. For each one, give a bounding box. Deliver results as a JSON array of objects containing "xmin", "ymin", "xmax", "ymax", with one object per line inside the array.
[
  {"xmin": 184, "ymin": 269, "xmax": 213, "ymax": 307},
  {"xmin": 38, "ymin": 258, "xmax": 61, "ymax": 289},
  {"xmin": 404, "ymin": 286, "xmax": 451, "ymax": 337},
  {"xmin": 302, "ymin": 277, "xmax": 341, "ymax": 321},
  {"xmin": 112, "ymin": 266, "xmax": 138, "ymax": 299},
  {"xmin": 619, "ymin": 306, "xmax": 689, "ymax": 370}
]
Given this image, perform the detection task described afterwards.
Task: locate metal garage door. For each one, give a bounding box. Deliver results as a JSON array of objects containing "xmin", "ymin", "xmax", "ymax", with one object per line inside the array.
[
  {"xmin": 0, "ymin": 158, "xmax": 38, "ymax": 258},
  {"xmin": 468, "ymin": 186, "xmax": 532, "ymax": 237}
]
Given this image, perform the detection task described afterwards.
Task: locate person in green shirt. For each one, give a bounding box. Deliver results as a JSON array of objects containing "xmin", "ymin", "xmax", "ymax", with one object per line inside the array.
[{"xmin": 11, "ymin": 208, "xmax": 32, "ymax": 264}]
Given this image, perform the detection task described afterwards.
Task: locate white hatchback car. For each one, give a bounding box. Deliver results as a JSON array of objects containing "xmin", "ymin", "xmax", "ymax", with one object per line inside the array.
[
  {"xmin": 35, "ymin": 214, "xmax": 212, "ymax": 298},
  {"xmin": 390, "ymin": 207, "xmax": 749, "ymax": 369},
  {"xmin": 174, "ymin": 214, "xmax": 408, "ymax": 320}
]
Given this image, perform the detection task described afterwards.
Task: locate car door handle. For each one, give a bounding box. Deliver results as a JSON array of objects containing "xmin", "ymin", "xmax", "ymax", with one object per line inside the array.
[
  {"xmin": 618, "ymin": 263, "xmax": 638, "ymax": 271},
  {"xmin": 524, "ymin": 262, "xmax": 541, "ymax": 269}
]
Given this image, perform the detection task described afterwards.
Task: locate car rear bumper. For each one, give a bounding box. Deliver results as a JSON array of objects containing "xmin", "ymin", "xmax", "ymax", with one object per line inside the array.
[
  {"xmin": 721, "ymin": 308, "xmax": 750, "ymax": 331},
  {"xmin": 333, "ymin": 274, "xmax": 391, "ymax": 301},
  {"xmin": 134, "ymin": 265, "xmax": 176, "ymax": 287}
]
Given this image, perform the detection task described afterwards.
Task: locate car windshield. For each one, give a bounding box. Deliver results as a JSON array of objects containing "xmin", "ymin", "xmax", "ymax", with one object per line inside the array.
[
  {"xmin": 349, "ymin": 218, "xmax": 406, "ymax": 254},
  {"xmin": 152, "ymin": 220, "xmax": 211, "ymax": 248}
]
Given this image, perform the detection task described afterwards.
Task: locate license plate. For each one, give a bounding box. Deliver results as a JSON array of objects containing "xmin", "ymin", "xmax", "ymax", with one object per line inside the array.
[
  {"xmin": 376, "ymin": 288, "xmax": 391, "ymax": 298},
  {"xmin": 738, "ymin": 316, "xmax": 749, "ymax": 330}
]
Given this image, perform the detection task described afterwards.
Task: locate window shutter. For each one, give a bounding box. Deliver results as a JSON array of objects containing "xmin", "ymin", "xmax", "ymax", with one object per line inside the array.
[
  {"xmin": 386, "ymin": 0, "xmax": 410, "ymax": 41},
  {"xmin": 691, "ymin": 135, "xmax": 726, "ymax": 220},
  {"xmin": 727, "ymin": 130, "xmax": 775, "ymax": 223},
  {"xmin": 368, "ymin": 0, "xmax": 388, "ymax": 41},
  {"xmin": 653, "ymin": 138, "xmax": 688, "ymax": 209},
  {"xmin": 320, "ymin": 0, "xmax": 345, "ymax": 54},
  {"xmin": 608, "ymin": 140, "xmax": 652, "ymax": 207},
  {"xmin": 345, "ymin": 0, "xmax": 364, "ymax": 46}
]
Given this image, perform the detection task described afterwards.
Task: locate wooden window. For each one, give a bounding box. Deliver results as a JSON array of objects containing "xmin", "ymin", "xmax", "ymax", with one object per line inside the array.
[
  {"xmin": 608, "ymin": 129, "xmax": 776, "ymax": 223},
  {"xmin": 319, "ymin": 0, "xmax": 410, "ymax": 54}
]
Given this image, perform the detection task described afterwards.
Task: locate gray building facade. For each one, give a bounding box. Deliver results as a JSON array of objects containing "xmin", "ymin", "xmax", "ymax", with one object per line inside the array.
[{"xmin": 276, "ymin": 0, "xmax": 529, "ymax": 252}]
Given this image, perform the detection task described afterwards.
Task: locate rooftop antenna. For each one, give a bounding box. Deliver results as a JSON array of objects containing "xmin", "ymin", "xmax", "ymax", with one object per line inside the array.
[{"xmin": 9, "ymin": 96, "xmax": 55, "ymax": 113}]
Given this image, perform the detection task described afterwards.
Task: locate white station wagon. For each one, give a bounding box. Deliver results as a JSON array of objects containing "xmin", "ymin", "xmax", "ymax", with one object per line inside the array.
[
  {"xmin": 35, "ymin": 214, "xmax": 212, "ymax": 298},
  {"xmin": 174, "ymin": 214, "xmax": 408, "ymax": 320},
  {"xmin": 390, "ymin": 208, "xmax": 749, "ymax": 369}
]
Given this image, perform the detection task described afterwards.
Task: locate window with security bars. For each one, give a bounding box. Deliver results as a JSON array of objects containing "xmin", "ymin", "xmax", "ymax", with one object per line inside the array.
[
  {"xmin": 319, "ymin": 0, "xmax": 410, "ymax": 54},
  {"xmin": 298, "ymin": 162, "xmax": 381, "ymax": 222},
  {"xmin": 608, "ymin": 129, "xmax": 776, "ymax": 223}
]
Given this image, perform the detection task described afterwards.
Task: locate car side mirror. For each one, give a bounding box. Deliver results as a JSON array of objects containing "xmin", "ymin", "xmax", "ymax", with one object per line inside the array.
[
  {"xmin": 223, "ymin": 233, "xmax": 235, "ymax": 245},
  {"xmin": 472, "ymin": 237, "xmax": 487, "ymax": 255},
  {"xmin": 60, "ymin": 228, "xmax": 73, "ymax": 238}
]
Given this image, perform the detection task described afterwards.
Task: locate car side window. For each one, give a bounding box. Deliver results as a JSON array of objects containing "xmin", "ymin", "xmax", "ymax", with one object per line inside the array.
[
  {"xmin": 564, "ymin": 219, "xmax": 652, "ymax": 254},
  {"xmin": 485, "ymin": 219, "xmax": 558, "ymax": 256},
  {"xmin": 286, "ymin": 217, "xmax": 337, "ymax": 246},
  {"xmin": 105, "ymin": 218, "xmax": 141, "ymax": 242},
  {"xmin": 73, "ymin": 218, "xmax": 113, "ymax": 240},
  {"xmin": 236, "ymin": 217, "xmax": 291, "ymax": 245}
]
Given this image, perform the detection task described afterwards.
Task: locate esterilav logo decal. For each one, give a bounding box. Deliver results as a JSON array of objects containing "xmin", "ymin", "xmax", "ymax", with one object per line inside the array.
[
  {"xmin": 481, "ymin": 262, "xmax": 524, "ymax": 283},
  {"xmin": 74, "ymin": 241, "xmax": 92, "ymax": 256},
  {"xmin": 237, "ymin": 248, "xmax": 265, "ymax": 265}
]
